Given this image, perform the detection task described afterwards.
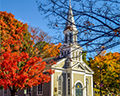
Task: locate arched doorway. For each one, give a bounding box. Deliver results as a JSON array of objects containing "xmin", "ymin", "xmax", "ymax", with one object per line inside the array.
[{"xmin": 75, "ymin": 82, "xmax": 83, "ymax": 96}]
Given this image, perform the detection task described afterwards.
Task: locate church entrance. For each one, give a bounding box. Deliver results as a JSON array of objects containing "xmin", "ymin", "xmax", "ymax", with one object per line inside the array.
[{"xmin": 75, "ymin": 82, "xmax": 83, "ymax": 96}]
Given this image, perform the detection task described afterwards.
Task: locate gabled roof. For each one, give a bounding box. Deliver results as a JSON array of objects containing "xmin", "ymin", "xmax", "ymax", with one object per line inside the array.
[{"xmin": 47, "ymin": 56, "xmax": 94, "ymax": 74}]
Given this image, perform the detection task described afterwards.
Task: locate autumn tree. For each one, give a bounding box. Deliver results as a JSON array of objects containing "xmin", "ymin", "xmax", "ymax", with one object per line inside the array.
[
  {"xmin": 0, "ymin": 11, "xmax": 55, "ymax": 96},
  {"xmin": 90, "ymin": 52, "xmax": 120, "ymax": 94},
  {"xmin": 36, "ymin": 0, "xmax": 120, "ymax": 56},
  {"xmin": 29, "ymin": 27, "xmax": 62, "ymax": 58}
]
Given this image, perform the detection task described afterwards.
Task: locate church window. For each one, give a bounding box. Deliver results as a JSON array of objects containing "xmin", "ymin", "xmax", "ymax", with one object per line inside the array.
[
  {"xmin": 58, "ymin": 75, "xmax": 62, "ymax": 95},
  {"xmin": 65, "ymin": 34, "xmax": 68, "ymax": 43},
  {"xmin": 69, "ymin": 33, "xmax": 72, "ymax": 43},
  {"xmin": 38, "ymin": 84, "xmax": 43, "ymax": 95},
  {"xmin": 66, "ymin": 61, "xmax": 70, "ymax": 67},
  {"xmin": 75, "ymin": 82, "xmax": 83, "ymax": 96},
  {"xmin": 61, "ymin": 51, "xmax": 64, "ymax": 57},
  {"xmin": 68, "ymin": 78, "xmax": 70, "ymax": 95},
  {"xmin": 86, "ymin": 78, "xmax": 89, "ymax": 96}
]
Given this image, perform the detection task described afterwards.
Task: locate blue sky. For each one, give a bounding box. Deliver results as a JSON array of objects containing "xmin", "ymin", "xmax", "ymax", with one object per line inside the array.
[
  {"xmin": 1, "ymin": 0, "xmax": 120, "ymax": 57},
  {"xmin": 1, "ymin": 0, "xmax": 57, "ymax": 36}
]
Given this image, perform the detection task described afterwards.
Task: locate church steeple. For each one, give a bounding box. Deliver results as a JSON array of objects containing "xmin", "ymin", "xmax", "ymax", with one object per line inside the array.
[{"xmin": 63, "ymin": 0, "xmax": 78, "ymax": 45}]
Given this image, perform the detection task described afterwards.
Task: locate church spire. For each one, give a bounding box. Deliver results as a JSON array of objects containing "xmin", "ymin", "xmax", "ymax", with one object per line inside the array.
[
  {"xmin": 63, "ymin": 0, "xmax": 78, "ymax": 44},
  {"xmin": 64, "ymin": 0, "xmax": 77, "ymax": 32}
]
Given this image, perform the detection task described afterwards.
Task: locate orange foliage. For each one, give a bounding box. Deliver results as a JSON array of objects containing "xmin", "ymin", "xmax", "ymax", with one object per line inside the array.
[
  {"xmin": 41, "ymin": 43, "xmax": 62, "ymax": 58},
  {"xmin": 90, "ymin": 52, "xmax": 120, "ymax": 92},
  {"xmin": 0, "ymin": 11, "xmax": 55, "ymax": 95},
  {"xmin": 0, "ymin": 51, "xmax": 55, "ymax": 89}
]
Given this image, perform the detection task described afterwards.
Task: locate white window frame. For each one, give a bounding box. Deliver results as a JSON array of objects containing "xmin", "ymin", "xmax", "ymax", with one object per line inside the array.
[
  {"xmin": 74, "ymin": 80, "xmax": 84, "ymax": 96},
  {"xmin": 37, "ymin": 84, "xmax": 43, "ymax": 95},
  {"xmin": 27, "ymin": 87, "xmax": 32, "ymax": 95},
  {"xmin": 58, "ymin": 75, "xmax": 62, "ymax": 95}
]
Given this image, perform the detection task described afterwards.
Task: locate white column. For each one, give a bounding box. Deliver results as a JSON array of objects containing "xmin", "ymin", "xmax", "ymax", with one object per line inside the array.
[
  {"xmin": 51, "ymin": 74, "xmax": 54, "ymax": 96},
  {"xmin": 84, "ymin": 74, "xmax": 86, "ymax": 96},
  {"xmin": 72, "ymin": 71, "xmax": 73, "ymax": 96},
  {"xmin": 91, "ymin": 75, "xmax": 93, "ymax": 96}
]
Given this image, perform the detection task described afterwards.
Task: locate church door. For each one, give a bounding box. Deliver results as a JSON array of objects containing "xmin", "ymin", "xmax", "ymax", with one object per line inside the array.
[{"xmin": 75, "ymin": 82, "xmax": 83, "ymax": 96}]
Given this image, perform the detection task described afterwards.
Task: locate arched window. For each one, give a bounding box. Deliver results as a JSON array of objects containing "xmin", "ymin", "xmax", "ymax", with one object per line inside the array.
[
  {"xmin": 58, "ymin": 75, "xmax": 62, "ymax": 95},
  {"xmin": 86, "ymin": 78, "xmax": 89, "ymax": 96},
  {"xmin": 75, "ymin": 82, "xmax": 83, "ymax": 96},
  {"xmin": 61, "ymin": 51, "xmax": 64, "ymax": 57}
]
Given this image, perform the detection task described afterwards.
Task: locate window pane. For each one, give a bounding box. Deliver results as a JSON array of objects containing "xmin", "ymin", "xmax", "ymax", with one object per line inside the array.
[
  {"xmin": 58, "ymin": 76, "xmax": 62, "ymax": 95},
  {"xmin": 68, "ymin": 79, "xmax": 70, "ymax": 95},
  {"xmin": 75, "ymin": 83, "xmax": 83, "ymax": 96},
  {"xmin": 27, "ymin": 88, "xmax": 31, "ymax": 94},
  {"xmin": 38, "ymin": 84, "xmax": 42, "ymax": 94}
]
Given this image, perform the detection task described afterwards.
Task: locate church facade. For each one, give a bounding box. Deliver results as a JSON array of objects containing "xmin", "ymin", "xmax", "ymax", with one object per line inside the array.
[
  {"xmin": 50, "ymin": 2, "xmax": 94, "ymax": 96},
  {"xmin": 0, "ymin": 1, "xmax": 94, "ymax": 96}
]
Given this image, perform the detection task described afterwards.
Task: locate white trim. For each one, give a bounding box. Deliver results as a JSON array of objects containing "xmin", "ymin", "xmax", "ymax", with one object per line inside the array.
[
  {"xmin": 27, "ymin": 87, "xmax": 32, "ymax": 95},
  {"xmin": 58, "ymin": 75, "xmax": 62, "ymax": 95},
  {"xmin": 72, "ymin": 62, "xmax": 85, "ymax": 69},
  {"xmin": 85, "ymin": 74, "xmax": 93, "ymax": 77},
  {"xmin": 52, "ymin": 67, "xmax": 65, "ymax": 70},
  {"xmin": 54, "ymin": 69, "xmax": 66, "ymax": 73},
  {"xmin": 71, "ymin": 71, "xmax": 73, "ymax": 96},
  {"xmin": 51, "ymin": 74, "xmax": 53, "ymax": 96},
  {"xmin": 84, "ymin": 75, "xmax": 86, "ymax": 96},
  {"xmin": 37, "ymin": 83, "xmax": 43, "ymax": 95},
  {"xmin": 72, "ymin": 70, "xmax": 85, "ymax": 74},
  {"xmin": 81, "ymin": 61, "xmax": 94, "ymax": 74},
  {"xmin": 74, "ymin": 80, "xmax": 84, "ymax": 96},
  {"xmin": 52, "ymin": 58, "xmax": 66, "ymax": 67},
  {"xmin": 74, "ymin": 80, "xmax": 84, "ymax": 87},
  {"xmin": 91, "ymin": 75, "xmax": 93, "ymax": 96}
]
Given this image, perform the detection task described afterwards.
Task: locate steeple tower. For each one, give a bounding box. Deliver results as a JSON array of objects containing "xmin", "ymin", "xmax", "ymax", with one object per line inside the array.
[
  {"xmin": 63, "ymin": 0, "xmax": 78, "ymax": 45},
  {"xmin": 60, "ymin": 0, "xmax": 82, "ymax": 60}
]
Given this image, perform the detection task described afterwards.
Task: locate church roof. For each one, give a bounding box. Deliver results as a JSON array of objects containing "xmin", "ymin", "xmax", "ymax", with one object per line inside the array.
[{"xmin": 64, "ymin": 1, "xmax": 77, "ymax": 31}]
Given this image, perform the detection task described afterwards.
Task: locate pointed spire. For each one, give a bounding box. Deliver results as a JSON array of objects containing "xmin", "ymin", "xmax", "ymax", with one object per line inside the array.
[
  {"xmin": 69, "ymin": 0, "xmax": 71, "ymax": 8},
  {"xmin": 64, "ymin": 0, "xmax": 77, "ymax": 32}
]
